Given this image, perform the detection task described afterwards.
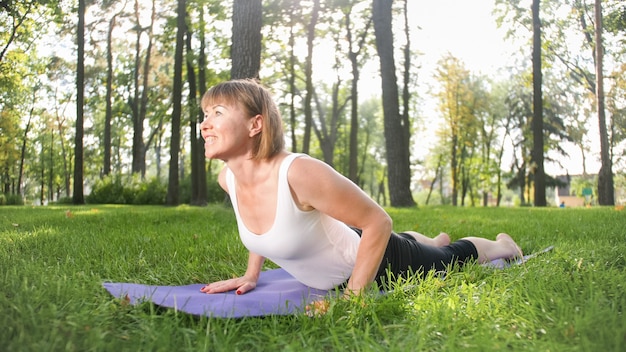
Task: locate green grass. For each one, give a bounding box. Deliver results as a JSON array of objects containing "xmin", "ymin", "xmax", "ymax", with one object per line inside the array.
[{"xmin": 1, "ymin": 205, "xmax": 625, "ymax": 351}]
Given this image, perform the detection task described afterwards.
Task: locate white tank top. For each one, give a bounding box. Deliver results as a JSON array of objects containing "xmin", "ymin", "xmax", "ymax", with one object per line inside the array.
[{"xmin": 226, "ymin": 153, "xmax": 361, "ymax": 290}]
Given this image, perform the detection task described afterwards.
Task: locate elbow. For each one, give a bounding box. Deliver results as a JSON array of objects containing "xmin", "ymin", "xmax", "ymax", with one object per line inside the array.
[{"xmin": 379, "ymin": 212, "xmax": 393, "ymax": 239}]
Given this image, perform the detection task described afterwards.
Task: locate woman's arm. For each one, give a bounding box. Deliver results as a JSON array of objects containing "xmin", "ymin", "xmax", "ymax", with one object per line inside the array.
[
  {"xmin": 288, "ymin": 156, "xmax": 393, "ymax": 295},
  {"xmin": 201, "ymin": 251, "xmax": 265, "ymax": 294}
]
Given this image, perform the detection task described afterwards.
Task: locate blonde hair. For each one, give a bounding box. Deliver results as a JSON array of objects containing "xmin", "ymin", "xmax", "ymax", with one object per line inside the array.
[{"xmin": 201, "ymin": 79, "xmax": 285, "ymax": 160}]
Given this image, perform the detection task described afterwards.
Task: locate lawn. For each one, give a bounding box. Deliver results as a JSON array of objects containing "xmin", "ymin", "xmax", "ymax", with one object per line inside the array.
[{"xmin": 1, "ymin": 205, "xmax": 625, "ymax": 351}]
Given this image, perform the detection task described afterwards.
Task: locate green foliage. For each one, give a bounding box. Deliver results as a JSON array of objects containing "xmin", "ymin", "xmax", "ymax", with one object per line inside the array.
[
  {"xmin": 129, "ymin": 177, "xmax": 167, "ymax": 205},
  {"xmin": 570, "ymin": 174, "xmax": 597, "ymax": 197},
  {"xmin": 179, "ymin": 173, "xmax": 227, "ymax": 204},
  {"xmin": 86, "ymin": 175, "xmax": 167, "ymax": 205},
  {"xmin": 86, "ymin": 175, "xmax": 127, "ymax": 204},
  {"xmin": 54, "ymin": 196, "xmax": 74, "ymax": 205},
  {"xmin": 0, "ymin": 193, "xmax": 24, "ymax": 205},
  {"xmin": 87, "ymin": 174, "xmax": 226, "ymax": 205}
]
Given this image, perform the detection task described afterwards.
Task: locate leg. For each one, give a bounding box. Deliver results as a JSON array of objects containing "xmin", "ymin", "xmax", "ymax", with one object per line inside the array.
[
  {"xmin": 403, "ymin": 231, "xmax": 451, "ymax": 247},
  {"xmin": 462, "ymin": 233, "xmax": 522, "ymax": 264}
]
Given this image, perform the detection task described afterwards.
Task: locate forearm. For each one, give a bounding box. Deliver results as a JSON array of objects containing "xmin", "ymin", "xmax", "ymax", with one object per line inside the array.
[
  {"xmin": 345, "ymin": 217, "xmax": 392, "ymax": 295},
  {"xmin": 244, "ymin": 251, "xmax": 265, "ymax": 281}
]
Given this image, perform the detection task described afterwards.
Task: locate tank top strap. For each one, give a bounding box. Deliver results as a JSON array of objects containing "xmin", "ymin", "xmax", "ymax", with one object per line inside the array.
[{"xmin": 278, "ymin": 153, "xmax": 306, "ymax": 181}]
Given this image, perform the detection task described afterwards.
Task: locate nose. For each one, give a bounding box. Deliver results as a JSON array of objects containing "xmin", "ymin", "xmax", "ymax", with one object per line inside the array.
[{"xmin": 200, "ymin": 114, "xmax": 210, "ymax": 132}]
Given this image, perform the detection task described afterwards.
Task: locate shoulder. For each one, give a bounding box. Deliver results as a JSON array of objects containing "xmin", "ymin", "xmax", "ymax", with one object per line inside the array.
[
  {"xmin": 288, "ymin": 155, "xmax": 338, "ymax": 182},
  {"xmin": 287, "ymin": 155, "xmax": 355, "ymax": 207}
]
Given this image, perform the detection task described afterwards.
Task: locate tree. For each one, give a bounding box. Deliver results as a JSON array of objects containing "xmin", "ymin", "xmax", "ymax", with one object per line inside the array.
[
  {"xmin": 191, "ymin": 2, "xmax": 210, "ymax": 206},
  {"xmin": 434, "ymin": 55, "xmax": 478, "ymax": 206},
  {"xmin": 301, "ymin": 0, "xmax": 320, "ymax": 154},
  {"xmin": 0, "ymin": 0, "xmax": 40, "ymax": 63},
  {"xmin": 372, "ymin": 0, "xmax": 414, "ymax": 207},
  {"xmin": 594, "ymin": 0, "xmax": 615, "ymax": 205},
  {"xmin": 166, "ymin": 0, "xmax": 186, "ymax": 206},
  {"xmin": 532, "ymin": 0, "xmax": 547, "ymax": 206},
  {"xmin": 73, "ymin": 0, "xmax": 85, "ymax": 205},
  {"xmin": 231, "ymin": 0, "xmax": 262, "ymax": 79},
  {"xmin": 343, "ymin": 2, "xmax": 372, "ymax": 184}
]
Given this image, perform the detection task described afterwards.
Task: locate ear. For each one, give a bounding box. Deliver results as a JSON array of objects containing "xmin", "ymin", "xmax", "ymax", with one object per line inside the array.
[{"xmin": 249, "ymin": 114, "xmax": 263, "ymax": 137}]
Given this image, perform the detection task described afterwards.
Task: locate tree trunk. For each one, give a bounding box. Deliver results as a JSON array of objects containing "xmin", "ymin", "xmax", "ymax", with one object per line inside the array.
[
  {"xmin": 131, "ymin": 0, "xmax": 144, "ymax": 176},
  {"xmin": 104, "ymin": 14, "xmax": 116, "ymax": 176},
  {"xmin": 346, "ymin": 7, "xmax": 371, "ymax": 184},
  {"xmin": 166, "ymin": 0, "xmax": 186, "ymax": 206},
  {"xmin": 73, "ymin": 0, "xmax": 85, "ymax": 205},
  {"xmin": 302, "ymin": 0, "xmax": 320, "ymax": 154},
  {"xmin": 531, "ymin": 0, "xmax": 546, "ymax": 206},
  {"xmin": 55, "ymin": 113, "xmax": 70, "ymax": 198},
  {"xmin": 400, "ymin": 0, "xmax": 412, "ymax": 159},
  {"xmin": 186, "ymin": 20, "xmax": 207, "ymax": 206},
  {"xmin": 195, "ymin": 5, "xmax": 208, "ymax": 204},
  {"xmin": 347, "ymin": 13, "xmax": 360, "ymax": 183},
  {"xmin": 18, "ymin": 105, "xmax": 33, "ymax": 195},
  {"xmin": 287, "ymin": 5, "xmax": 298, "ymax": 152},
  {"xmin": 372, "ymin": 0, "xmax": 415, "ymax": 207},
  {"xmin": 450, "ymin": 133, "xmax": 458, "ymax": 206},
  {"xmin": 594, "ymin": 0, "xmax": 615, "ymax": 205},
  {"xmin": 137, "ymin": 0, "xmax": 156, "ymax": 178},
  {"xmin": 231, "ymin": 0, "xmax": 262, "ymax": 79}
]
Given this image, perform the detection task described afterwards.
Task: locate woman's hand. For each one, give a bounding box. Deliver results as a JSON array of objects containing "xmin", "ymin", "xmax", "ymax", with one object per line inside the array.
[{"xmin": 200, "ymin": 275, "xmax": 257, "ymax": 295}]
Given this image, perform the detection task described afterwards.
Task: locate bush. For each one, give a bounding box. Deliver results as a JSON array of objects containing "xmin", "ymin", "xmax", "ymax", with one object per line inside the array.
[
  {"xmin": 86, "ymin": 175, "xmax": 127, "ymax": 204},
  {"xmin": 54, "ymin": 197, "xmax": 74, "ymax": 205},
  {"xmin": 87, "ymin": 174, "xmax": 224, "ymax": 205},
  {"xmin": 87, "ymin": 175, "xmax": 167, "ymax": 205},
  {"xmin": 179, "ymin": 173, "xmax": 227, "ymax": 205},
  {"xmin": 133, "ymin": 177, "xmax": 167, "ymax": 205},
  {"xmin": 0, "ymin": 193, "xmax": 24, "ymax": 206}
]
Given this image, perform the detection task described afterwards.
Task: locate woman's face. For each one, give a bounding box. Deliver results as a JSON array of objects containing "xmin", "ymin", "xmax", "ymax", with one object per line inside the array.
[{"xmin": 200, "ymin": 100, "xmax": 254, "ymax": 161}]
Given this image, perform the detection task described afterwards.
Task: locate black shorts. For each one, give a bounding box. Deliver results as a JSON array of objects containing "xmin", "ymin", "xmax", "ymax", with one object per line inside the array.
[{"xmin": 351, "ymin": 229, "xmax": 479, "ymax": 288}]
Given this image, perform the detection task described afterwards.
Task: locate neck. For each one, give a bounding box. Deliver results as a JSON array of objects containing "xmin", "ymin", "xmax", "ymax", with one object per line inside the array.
[{"xmin": 225, "ymin": 151, "xmax": 287, "ymax": 187}]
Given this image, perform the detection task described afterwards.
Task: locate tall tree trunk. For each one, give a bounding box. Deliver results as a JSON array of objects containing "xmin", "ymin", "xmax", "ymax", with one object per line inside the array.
[
  {"xmin": 166, "ymin": 0, "xmax": 186, "ymax": 206},
  {"xmin": 532, "ymin": 0, "xmax": 546, "ymax": 206},
  {"xmin": 137, "ymin": 0, "xmax": 156, "ymax": 178},
  {"xmin": 73, "ymin": 0, "xmax": 85, "ymax": 205},
  {"xmin": 48, "ymin": 131, "xmax": 54, "ymax": 202},
  {"xmin": 287, "ymin": 3, "xmax": 298, "ymax": 152},
  {"xmin": 18, "ymin": 104, "xmax": 33, "ymax": 195},
  {"xmin": 186, "ymin": 19, "xmax": 207, "ymax": 206},
  {"xmin": 347, "ymin": 32, "xmax": 360, "ymax": 183},
  {"xmin": 231, "ymin": 0, "xmax": 262, "ymax": 79},
  {"xmin": 426, "ymin": 155, "xmax": 443, "ymax": 206},
  {"xmin": 195, "ymin": 5, "xmax": 208, "ymax": 204},
  {"xmin": 104, "ymin": 14, "xmax": 116, "ymax": 176},
  {"xmin": 400, "ymin": 0, "xmax": 412, "ymax": 156},
  {"xmin": 372, "ymin": 0, "xmax": 414, "ymax": 207},
  {"xmin": 346, "ymin": 7, "xmax": 371, "ymax": 184},
  {"xmin": 302, "ymin": 0, "xmax": 320, "ymax": 154},
  {"xmin": 55, "ymin": 112, "xmax": 70, "ymax": 198},
  {"xmin": 594, "ymin": 0, "xmax": 614, "ymax": 205},
  {"xmin": 450, "ymin": 133, "xmax": 459, "ymax": 206},
  {"xmin": 131, "ymin": 0, "xmax": 144, "ymax": 176},
  {"xmin": 40, "ymin": 143, "xmax": 45, "ymax": 205}
]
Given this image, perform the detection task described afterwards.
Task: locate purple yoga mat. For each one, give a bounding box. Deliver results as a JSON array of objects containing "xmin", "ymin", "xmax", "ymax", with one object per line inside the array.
[
  {"xmin": 103, "ymin": 268, "xmax": 329, "ymax": 318},
  {"xmin": 103, "ymin": 246, "xmax": 553, "ymax": 318}
]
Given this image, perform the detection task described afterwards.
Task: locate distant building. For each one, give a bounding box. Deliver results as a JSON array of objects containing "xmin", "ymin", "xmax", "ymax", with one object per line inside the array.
[{"xmin": 554, "ymin": 175, "xmax": 585, "ymax": 207}]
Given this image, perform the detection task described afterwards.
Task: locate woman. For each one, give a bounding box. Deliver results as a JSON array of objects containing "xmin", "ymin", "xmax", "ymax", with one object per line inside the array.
[{"xmin": 199, "ymin": 79, "xmax": 521, "ymax": 297}]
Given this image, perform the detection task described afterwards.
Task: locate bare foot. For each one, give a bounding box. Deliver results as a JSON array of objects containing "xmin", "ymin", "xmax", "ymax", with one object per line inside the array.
[
  {"xmin": 496, "ymin": 233, "xmax": 523, "ymax": 258},
  {"xmin": 434, "ymin": 232, "xmax": 451, "ymax": 247}
]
